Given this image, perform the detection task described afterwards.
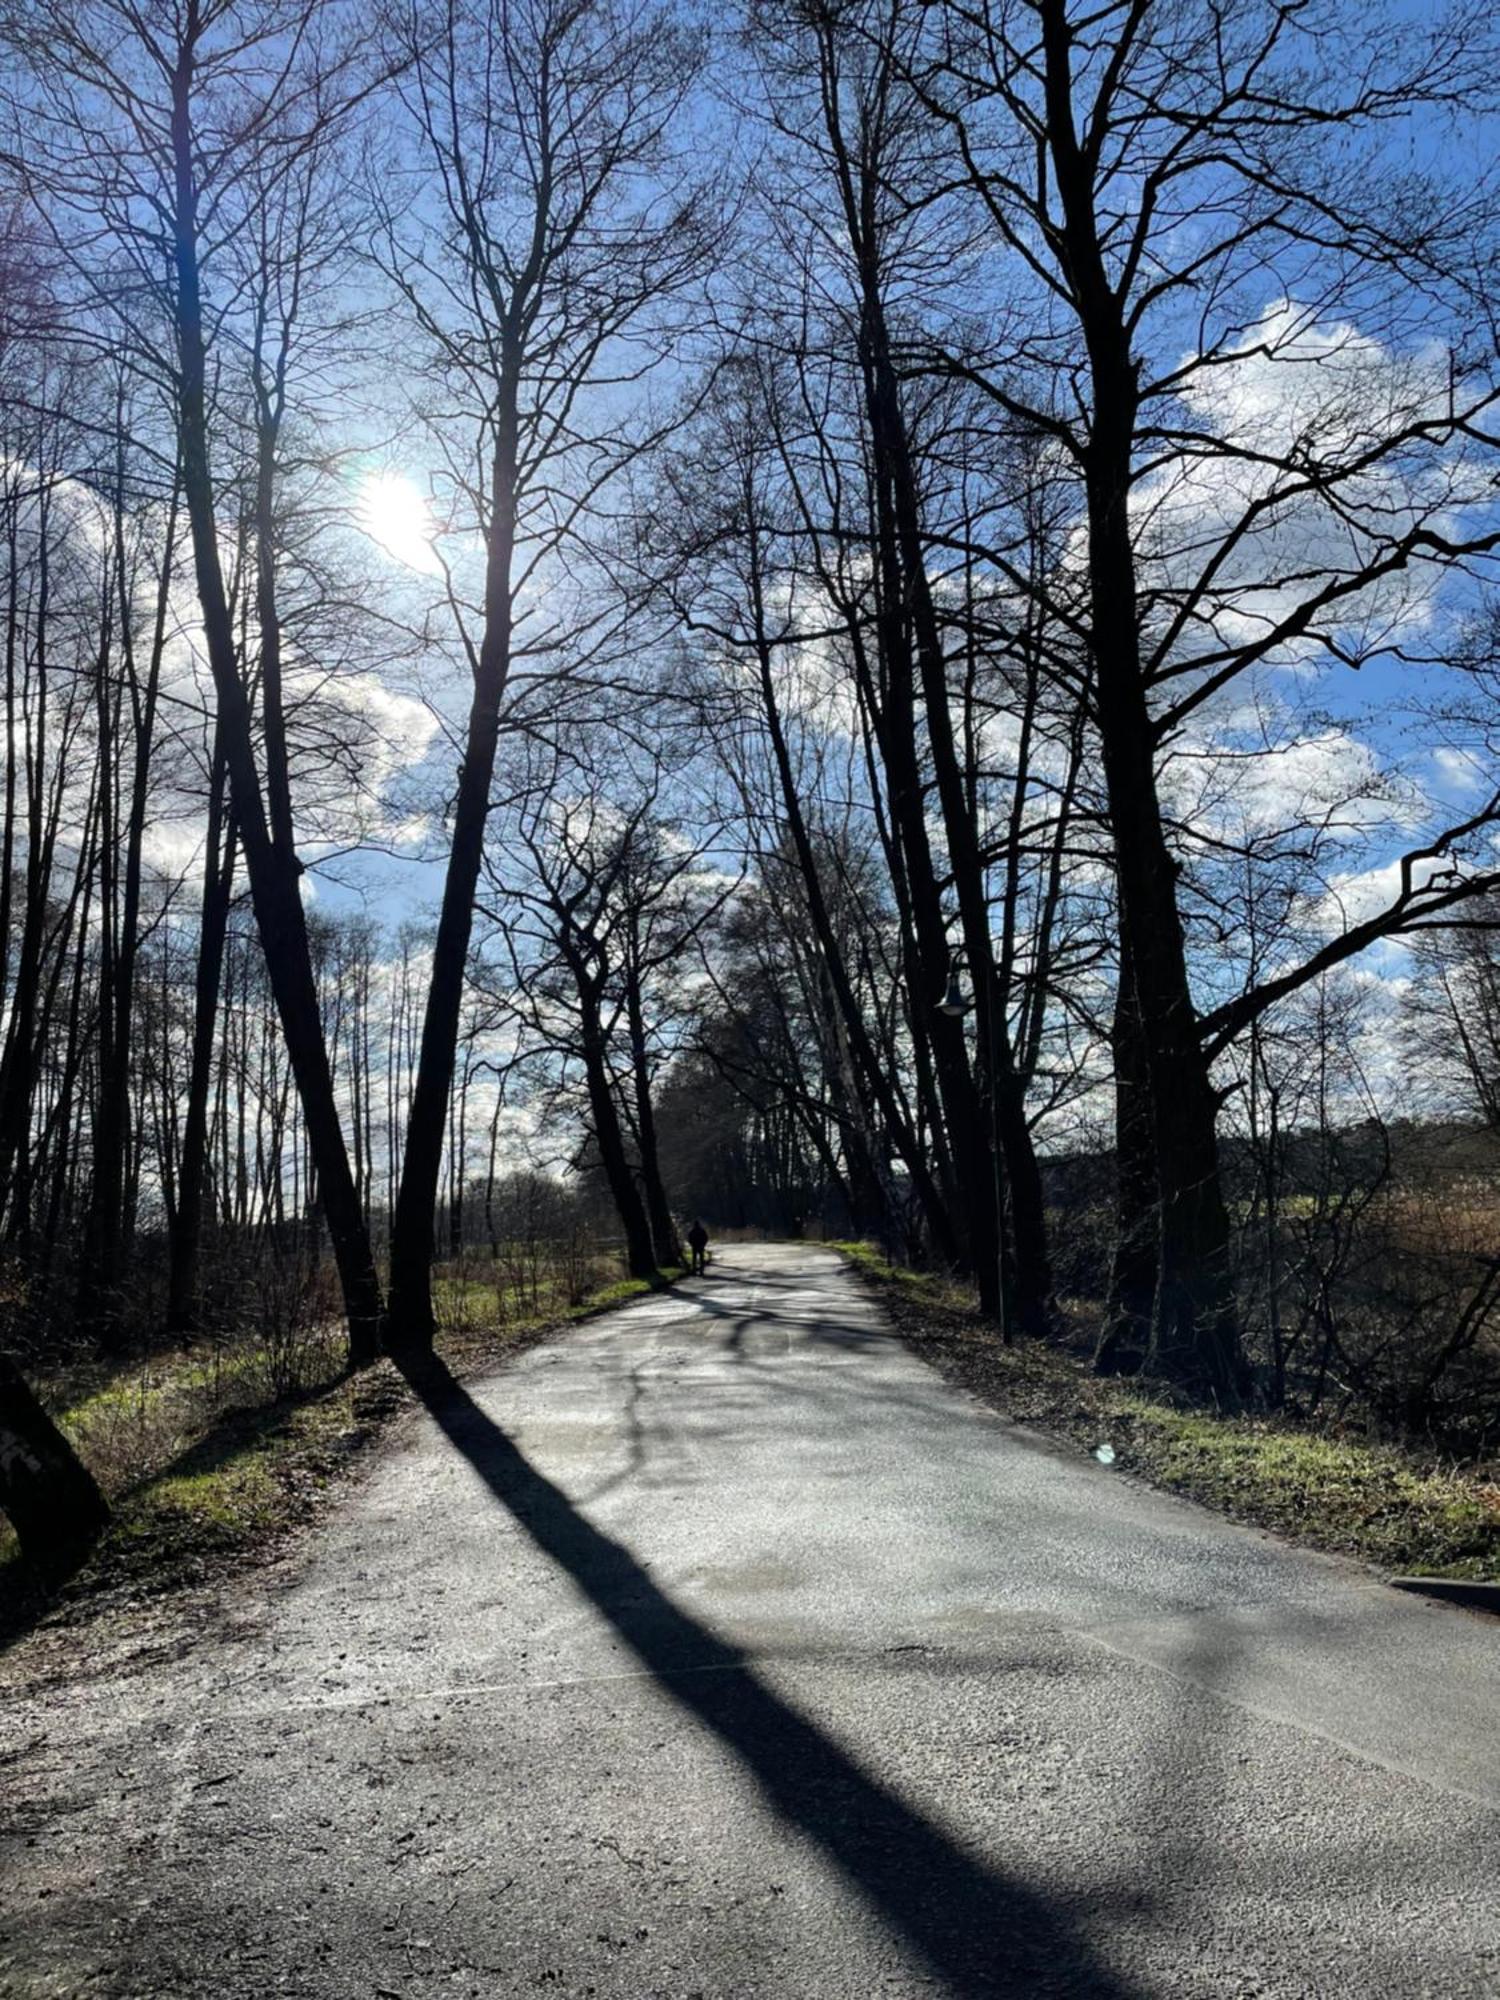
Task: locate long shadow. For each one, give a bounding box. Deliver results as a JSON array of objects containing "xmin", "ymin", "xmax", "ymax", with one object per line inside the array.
[
  {"xmin": 394, "ymin": 1352, "xmax": 1143, "ymax": 1999},
  {"xmin": 680, "ymin": 1264, "xmax": 838, "ymax": 1296}
]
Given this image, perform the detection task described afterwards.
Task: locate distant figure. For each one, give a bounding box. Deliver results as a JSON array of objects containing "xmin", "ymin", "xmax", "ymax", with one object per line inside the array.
[{"xmin": 687, "ymin": 1218, "xmax": 709, "ymax": 1275}]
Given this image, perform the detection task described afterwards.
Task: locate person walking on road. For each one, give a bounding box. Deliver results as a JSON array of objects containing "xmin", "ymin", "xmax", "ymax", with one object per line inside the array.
[{"xmin": 687, "ymin": 1219, "xmax": 709, "ymax": 1275}]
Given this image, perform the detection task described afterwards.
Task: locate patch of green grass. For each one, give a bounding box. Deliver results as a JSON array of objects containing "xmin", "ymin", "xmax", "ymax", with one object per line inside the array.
[
  {"xmin": 825, "ymin": 1239, "xmax": 975, "ymax": 1310},
  {"xmin": 431, "ymin": 1264, "xmax": 677, "ymax": 1362},
  {"xmin": 567, "ymin": 1272, "xmax": 675, "ymax": 1316},
  {"xmin": 51, "ymin": 1333, "xmax": 346, "ymax": 1498},
  {"xmin": 430, "ymin": 1242, "xmax": 684, "ymax": 1337},
  {"xmin": 1102, "ymin": 1400, "xmax": 1500, "ymax": 1579},
  {"xmin": 3, "ymin": 1258, "xmax": 679, "ymax": 1646},
  {"xmin": 0, "ymin": 1363, "xmax": 389, "ymax": 1636},
  {"xmin": 60, "ymin": 1368, "xmax": 392, "ymax": 1594},
  {"xmin": 124, "ymin": 1458, "xmax": 282, "ymax": 1542},
  {"xmin": 833, "ymin": 1240, "xmax": 1500, "ymax": 1583}
]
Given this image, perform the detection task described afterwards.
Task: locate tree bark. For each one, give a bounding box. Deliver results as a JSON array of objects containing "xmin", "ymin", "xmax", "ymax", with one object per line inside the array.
[
  {"xmin": 1098, "ymin": 969, "xmax": 1157, "ymax": 1372},
  {"xmin": 167, "ymin": 732, "xmax": 234, "ymax": 1334},
  {"xmin": 0, "ymin": 477, "xmax": 63, "ymax": 1233},
  {"xmin": 169, "ymin": 26, "xmax": 381, "ymax": 1365},
  {"xmin": 859, "ymin": 272, "xmax": 1052, "ymax": 1336},
  {"xmin": 743, "ymin": 526, "xmax": 958, "ymax": 1266},
  {"xmin": 387, "ymin": 351, "xmax": 520, "ymax": 1352},
  {"xmin": 805, "ymin": 25, "xmax": 1052, "ymax": 1328},
  {"xmin": 578, "ymin": 974, "xmax": 657, "ymax": 1280},
  {"xmin": 624, "ymin": 961, "xmax": 681, "ymax": 1268},
  {"xmin": 1039, "ymin": 0, "xmax": 1244, "ymax": 1401},
  {"xmin": 78, "ymin": 461, "xmax": 176, "ymax": 1344},
  {"xmin": 0, "ymin": 1352, "xmax": 108, "ymax": 1569}
]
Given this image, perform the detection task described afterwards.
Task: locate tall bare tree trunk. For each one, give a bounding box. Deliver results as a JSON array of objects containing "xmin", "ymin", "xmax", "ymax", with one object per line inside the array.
[
  {"xmin": 743, "ymin": 521, "xmax": 958, "ymax": 1265},
  {"xmin": 168, "ymin": 24, "xmax": 381, "ymax": 1365},
  {"xmin": 624, "ymin": 963, "xmax": 681, "ymax": 1268},
  {"xmin": 78, "ymin": 458, "xmax": 176, "ymax": 1344},
  {"xmin": 167, "ymin": 732, "xmax": 233, "ymax": 1335},
  {"xmin": 863, "ymin": 325, "xmax": 1052, "ymax": 1333},
  {"xmin": 577, "ymin": 969, "xmax": 657, "ymax": 1280},
  {"xmin": 1097, "ymin": 970, "xmax": 1158, "ymax": 1372},
  {"xmin": 387, "ymin": 363, "xmax": 519, "ymax": 1352},
  {"xmin": 1039, "ymin": 0, "xmax": 1243, "ymax": 1400}
]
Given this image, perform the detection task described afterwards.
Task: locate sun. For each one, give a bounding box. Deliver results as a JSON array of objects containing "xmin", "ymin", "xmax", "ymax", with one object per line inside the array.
[{"xmin": 357, "ymin": 471, "xmax": 440, "ymax": 574}]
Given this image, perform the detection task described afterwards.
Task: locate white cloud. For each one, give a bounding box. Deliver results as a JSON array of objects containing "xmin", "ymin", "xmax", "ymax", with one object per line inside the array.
[
  {"xmin": 1432, "ymin": 745, "xmax": 1485, "ymax": 798},
  {"xmin": 1134, "ymin": 302, "xmax": 1483, "ymax": 681},
  {"xmin": 140, "ymin": 818, "xmax": 210, "ymax": 883},
  {"xmin": 1162, "ymin": 694, "xmax": 1422, "ymax": 852},
  {"xmin": 1314, "ymin": 852, "xmax": 1458, "ymax": 930}
]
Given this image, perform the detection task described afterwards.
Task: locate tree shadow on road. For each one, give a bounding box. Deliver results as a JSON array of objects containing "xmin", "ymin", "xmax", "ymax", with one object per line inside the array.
[
  {"xmin": 393, "ymin": 1350, "xmax": 1146, "ymax": 1999},
  {"xmin": 686, "ymin": 1285, "xmax": 887, "ymax": 1350}
]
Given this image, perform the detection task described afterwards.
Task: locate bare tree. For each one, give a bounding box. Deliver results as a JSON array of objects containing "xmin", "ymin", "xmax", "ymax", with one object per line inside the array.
[
  {"xmin": 4, "ymin": 0, "xmax": 391, "ymax": 1360},
  {"xmin": 896, "ymin": 0, "xmax": 1500, "ymax": 1395},
  {"xmin": 478, "ymin": 735, "xmax": 732, "ymax": 1277},
  {"xmin": 381, "ymin": 0, "xmax": 710, "ymax": 1346}
]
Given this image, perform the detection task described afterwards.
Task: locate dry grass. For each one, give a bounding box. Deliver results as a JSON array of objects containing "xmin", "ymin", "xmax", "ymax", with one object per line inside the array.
[
  {"xmin": 33, "ymin": 1326, "xmax": 348, "ymax": 1503},
  {"xmin": 1375, "ymin": 1186, "xmax": 1500, "ymax": 1256},
  {"xmin": 1, "ymin": 1256, "xmax": 673, "ymax": 1645}
]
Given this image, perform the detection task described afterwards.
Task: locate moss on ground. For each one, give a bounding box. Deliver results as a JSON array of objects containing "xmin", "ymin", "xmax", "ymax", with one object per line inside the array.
[{"xmin": 830, "ymin": 1239, "xmax": 1500, "ymax": 1583}]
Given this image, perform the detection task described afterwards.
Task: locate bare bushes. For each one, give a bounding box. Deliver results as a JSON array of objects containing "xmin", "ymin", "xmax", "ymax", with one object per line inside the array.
[
  {"xmin": 1227, "ymin": 1109, "xmax": 1500, "ymax": 1451},
  {"xmin": 236, "ymin": 1236, "xmax": 347, "ymax": 1403},
  {"xmin": 1212, "ymin": 970, "xmax": 1500, "ymax": 1452},
  {"xmin": 430, "ymin": 1171, "xmax": 623, "ymax": 1332}
]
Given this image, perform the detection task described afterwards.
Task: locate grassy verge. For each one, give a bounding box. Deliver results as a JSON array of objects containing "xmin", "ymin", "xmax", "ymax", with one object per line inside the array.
[
  {"xmin": 830, "ymin": 1240, "xmax": 1500, "ymax": 1583},
  {"xmin": 0, "ymin": 1265, "xmax": 676, "ymax": 1650}
]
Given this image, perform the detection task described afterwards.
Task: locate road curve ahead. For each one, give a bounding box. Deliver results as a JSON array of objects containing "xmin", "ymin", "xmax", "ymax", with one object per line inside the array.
[{"xmin": 3, "ymin": 1243, "xmax": 1498, "ymax": 1998}]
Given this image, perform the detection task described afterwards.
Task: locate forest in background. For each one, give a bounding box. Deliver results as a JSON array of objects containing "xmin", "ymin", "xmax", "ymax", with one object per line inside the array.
[{"xmin": 2, "ymin": 0, "xmax": 1500, "ymax": 1574}]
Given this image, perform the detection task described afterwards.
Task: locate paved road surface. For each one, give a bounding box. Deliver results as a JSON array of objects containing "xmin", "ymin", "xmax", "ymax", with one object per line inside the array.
[{"xmin": 3, "ymin": 1244, "xmax": 1498, "ymax": 1997}]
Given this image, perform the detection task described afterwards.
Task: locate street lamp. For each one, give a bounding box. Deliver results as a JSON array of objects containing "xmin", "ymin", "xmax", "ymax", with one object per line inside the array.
[
  {"xmin": 938, "ymin": 976, "xmax": 970, "ymax": 1020},
  {"xmin": 935, "ymin": 963, "xmax": 1011, "ymax": 1344}
]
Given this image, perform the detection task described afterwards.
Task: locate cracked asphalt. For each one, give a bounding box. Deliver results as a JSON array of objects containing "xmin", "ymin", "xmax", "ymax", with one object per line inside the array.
[{"xmin": 2, "ymin": 1242, "xmax": 1498, "ymax": 1998}]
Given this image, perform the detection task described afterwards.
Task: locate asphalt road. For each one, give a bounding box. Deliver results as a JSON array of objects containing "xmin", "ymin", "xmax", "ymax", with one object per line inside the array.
[{"xmin": 3, "ymin": 1243, "xmax": 1498, "ymax": 1998}]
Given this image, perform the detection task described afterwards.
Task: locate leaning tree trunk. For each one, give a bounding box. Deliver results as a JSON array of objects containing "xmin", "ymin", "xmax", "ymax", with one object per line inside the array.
[
  {"xmin": 387, "ymin": 353, "xmax": 522, "ymax": 1353},
  {"xmin": 0, "ymin": 1353, "xmax": 107, "ymax": 1569},
  {"xmin": 169, "ymin": 49, "xmax": 381, "ymax": 1365}
]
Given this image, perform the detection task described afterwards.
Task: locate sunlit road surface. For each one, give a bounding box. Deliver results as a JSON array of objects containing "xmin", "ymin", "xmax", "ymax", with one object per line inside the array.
[{"xmin": 3, "ymin": 1243, "xmax": 1498, "ymax": 1998}]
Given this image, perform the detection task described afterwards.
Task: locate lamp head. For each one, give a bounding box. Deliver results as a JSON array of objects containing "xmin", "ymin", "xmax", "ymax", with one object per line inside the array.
[{"xmin": 938, "ymin": 977, "xmax": 970, "ymax": 1018}]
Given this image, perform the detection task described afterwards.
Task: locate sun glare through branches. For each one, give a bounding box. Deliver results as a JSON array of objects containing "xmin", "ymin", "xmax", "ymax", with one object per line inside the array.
[{"xmin": 357, "ymin": 471, "xmax": 440, "ymax": 574}]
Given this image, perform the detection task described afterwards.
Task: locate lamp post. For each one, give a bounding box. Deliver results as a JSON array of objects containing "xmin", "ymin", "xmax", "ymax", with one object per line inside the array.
[{"xmin": 937, "ymin": 964, "xmax": 1011, "ymax": 1345}]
